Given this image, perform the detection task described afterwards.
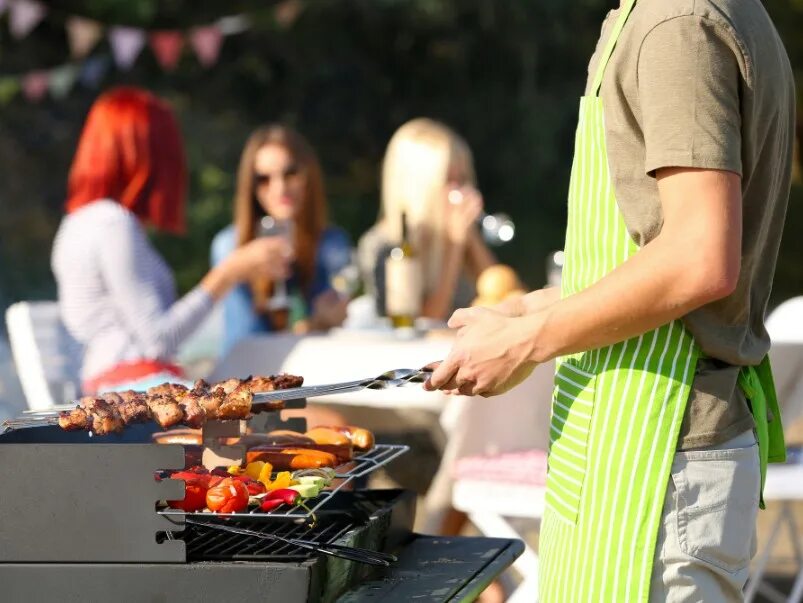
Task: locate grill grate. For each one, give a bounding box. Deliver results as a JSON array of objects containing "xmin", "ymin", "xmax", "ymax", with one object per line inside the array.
[
  {"xmin": 158, "ymin": 444, "xmax": 409, "ymax": 521},
  {"xmin": 177, "ymin": 518, "xmax": 354, "ymax": 561},
  {"xmin": 169, "ymin": 490, "xmax": 397, "ymax": 561}
]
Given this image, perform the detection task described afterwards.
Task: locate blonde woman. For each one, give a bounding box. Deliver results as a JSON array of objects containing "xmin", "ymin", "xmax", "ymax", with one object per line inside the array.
[{"xmin": 358, "ymin": 118, "xmax": 496, "ymax": 321}]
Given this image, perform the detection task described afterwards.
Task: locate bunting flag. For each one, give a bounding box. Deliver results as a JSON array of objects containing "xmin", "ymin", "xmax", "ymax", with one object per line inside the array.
[
  {"xmin": 274, "ymin": 0, "xmax": 304, "ymax": 29},
  {"xmin": 9, "ymin": 0, "xmax": 46, "ymax": 39},
  {"xmin": 0, "ymin": 77, "xmax": 20, "ymax": 105},
  {"xmin": 108, "ymin": 26, "xmax": 146, "ymax": 70},
  {"xmin": 21, "ymin": 70, "xmax": 48, "ymax": 102},
  {"xmin": 189, "ymin": 25, "xmax": 223, "ymax": 68},
  {"xmin": 150, "ymin": 30, "xmax": 184, "ymax": 71},
  {"xmin": 48, "ymin": 64, "xmax": 79, "ymax": 99},
  {"xmin": 79, "ymin": 55, "xmax": 110, "ymax": 88},
  {"xmin": 66, "ymin": 16, "xmax": 103, "ymax": 59},
  {"xmin": 1, "ymin": 12, "xmax": 251, "ymax": 104}
]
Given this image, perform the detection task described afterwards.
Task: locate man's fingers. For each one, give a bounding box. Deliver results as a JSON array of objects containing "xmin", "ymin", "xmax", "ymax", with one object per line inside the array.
[
  {"xmin": 448, "ymin": 307, "xmax": 480, "ymax": 329},
  {"xmin": 424, "ymin": 356, "xmax": 459, "ymax": 391}
]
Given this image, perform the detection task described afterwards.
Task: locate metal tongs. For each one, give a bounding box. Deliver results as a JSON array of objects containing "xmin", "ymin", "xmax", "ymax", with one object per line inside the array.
[
  {"xmin": 182, "ymin": 517, "xmax": 397, "ymax": 566},
  {"xmin": 250, "ymin": 366, "xmax": 435, "ymax": 411}
]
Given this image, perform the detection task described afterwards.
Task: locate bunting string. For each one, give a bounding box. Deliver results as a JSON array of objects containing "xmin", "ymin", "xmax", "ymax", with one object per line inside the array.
[{"xmin": 0, "ymin": 0, "xmax": 292, "ymax": 103}]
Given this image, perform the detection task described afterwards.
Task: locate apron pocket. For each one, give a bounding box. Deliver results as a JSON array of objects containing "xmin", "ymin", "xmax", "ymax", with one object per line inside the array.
[
  {"xmin": 545, "ymin": 360, "xmax": 596, "ymax": 524},
  {"xmin": 672, "ymin": 442, "xmax": 760, "ymax": 574}
]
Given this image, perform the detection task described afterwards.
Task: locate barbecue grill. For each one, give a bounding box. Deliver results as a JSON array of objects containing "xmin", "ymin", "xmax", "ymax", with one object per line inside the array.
[{"xmin": 0, "ymin": 395, "xmax": 523, "ymax": 602}]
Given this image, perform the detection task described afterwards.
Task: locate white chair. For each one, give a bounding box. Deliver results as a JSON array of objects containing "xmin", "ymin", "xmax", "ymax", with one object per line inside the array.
[
  {"xmin": 5, "ymin": 301, "xmax": 83, "ymax": 410},
  {"xmin": 744, "ymin": 462, "xmax": 803, "ymax": 603},
  {"xmin": 743, "ymin": 309, "xmax": 803, "ymax": 602}
]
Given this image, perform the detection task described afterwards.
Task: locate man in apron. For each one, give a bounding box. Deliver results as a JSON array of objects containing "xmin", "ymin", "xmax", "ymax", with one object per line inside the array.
[{"xmin": 426, "ymin": 0, "xmax": 795, "ymax": 600}]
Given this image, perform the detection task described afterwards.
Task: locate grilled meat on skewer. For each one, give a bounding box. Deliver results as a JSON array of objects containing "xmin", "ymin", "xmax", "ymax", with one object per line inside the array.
[
  {"xmin": 212, "ymin": 378, "xmax": 243, "ymax": 395},
  {"xmin": 146, "ymin": 383, "xmax": 189, "ymax": 399},
  {"xmin": 58, "ymin": 407, "xmax": 90, "ymax": 431},
  {"xmin": 146, "ymin": 395, "xmax": 185, "ymax": 429},
  {"xmin": 178, "ymin": 395, "xmax": 205, "ymax": 429},
  {"xmin": 217, "ymin": 382, "xmax": 253, "ymax": 420},
  {"xmin": 55, "ymin": 374, "xmax": 302, "ymax": 433},
  {"xmin": 186, "ymin": 386, "xmax": 224, "ymax": 421},
  {"xmin": 250, "ymin": 374, "xmax": 304, "ymax": 392},
  {"xmin": 81, "ymin": 397, "xmax": 125, "ymax": 435},
  {"xmin": 115, "ymin": 391, "xmax": 152, "ymax": 424}
]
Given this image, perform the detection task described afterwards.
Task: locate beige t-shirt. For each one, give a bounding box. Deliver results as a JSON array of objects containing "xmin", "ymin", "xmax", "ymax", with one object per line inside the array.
[{"xmin": 587, "ymin": 0, "xmax": 796, "ymax": 448}]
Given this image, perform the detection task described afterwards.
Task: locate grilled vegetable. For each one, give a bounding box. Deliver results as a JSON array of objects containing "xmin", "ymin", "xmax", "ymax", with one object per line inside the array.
[
  {"xmin": 206, "ymin": 478, "xmax": 249, "ymax": 513},
  {"xmin": 167, "ymin": 477, "xmax": 208, "ymax": 512}
]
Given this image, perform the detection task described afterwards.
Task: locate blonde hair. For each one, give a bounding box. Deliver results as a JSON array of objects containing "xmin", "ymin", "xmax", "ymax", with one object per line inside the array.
[{"xmin": 379, "ymin": 118, "xmax": 476, "ymax": 293}]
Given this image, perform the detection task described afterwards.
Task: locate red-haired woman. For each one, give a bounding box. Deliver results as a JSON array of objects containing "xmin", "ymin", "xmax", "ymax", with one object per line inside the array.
[
  {"xmin": 211, "ymin": 125, "xmax": 351, "ymax": 353},
  {"xmin": 52, "ymin": 87, "xmax": 290, "ymax": 394}
]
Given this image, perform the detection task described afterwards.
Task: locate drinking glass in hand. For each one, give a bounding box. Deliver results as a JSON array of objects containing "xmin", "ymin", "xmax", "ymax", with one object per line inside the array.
[
  {"xmin": 448, "ymin": 189, "xmax": 515, "ymax": 246},
  {"xmin": 256, "ymin": 216, "xmax": 294, "ymax": 328}
]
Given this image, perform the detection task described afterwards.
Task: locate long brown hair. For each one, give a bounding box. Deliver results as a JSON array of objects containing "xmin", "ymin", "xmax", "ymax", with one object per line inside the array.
[{"xmin": 233, "ymin": 125, "xmax": 327, "ymax": 312}]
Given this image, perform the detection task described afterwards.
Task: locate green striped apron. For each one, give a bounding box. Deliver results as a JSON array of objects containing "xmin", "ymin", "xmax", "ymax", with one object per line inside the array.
[{"xmin": 539, "ymin": 1, "xmax": 786, "ymax": 600}]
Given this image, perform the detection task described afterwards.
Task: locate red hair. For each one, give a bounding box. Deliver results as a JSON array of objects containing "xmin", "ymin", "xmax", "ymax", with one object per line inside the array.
[{"xmin": 65, "ymin": 87, "xmax": 187, "ymax": 234}]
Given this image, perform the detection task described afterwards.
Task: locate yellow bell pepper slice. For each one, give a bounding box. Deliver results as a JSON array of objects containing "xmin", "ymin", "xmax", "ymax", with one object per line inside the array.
[
  {"xmin": 245, "ymin": 461, "xmax": 265, "ymax": 481},
  {"xmin": 257, "ymin": 462, "xmax": 274, "ymax": 485}
]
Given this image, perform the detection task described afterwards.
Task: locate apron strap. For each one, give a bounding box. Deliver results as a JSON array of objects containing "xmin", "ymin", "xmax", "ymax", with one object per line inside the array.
[
  {"xmin": 591, "ymin": 0, "xmax": 639, "ymax": 97},
  {"xmin": 738, "ymin": 356, "xmax": 787, "ymax": 510}
]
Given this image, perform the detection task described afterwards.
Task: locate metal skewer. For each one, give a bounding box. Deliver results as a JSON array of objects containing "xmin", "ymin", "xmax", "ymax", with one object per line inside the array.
[{"xmin": 19, "ymin": 367, "xmax": 436, "ymax": 416}]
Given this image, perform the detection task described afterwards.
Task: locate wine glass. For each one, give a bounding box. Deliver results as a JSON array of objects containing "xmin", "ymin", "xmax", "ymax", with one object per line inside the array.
[
  {"xmin": 447, "ymin": 189, "xmax": 515, "ymax": 246},
  {"xmin": 256, "ymin": 216, "xmax": 294, "ymax": 312}
]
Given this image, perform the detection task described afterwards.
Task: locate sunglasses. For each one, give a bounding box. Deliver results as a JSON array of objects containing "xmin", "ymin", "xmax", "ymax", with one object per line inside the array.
[{"xmin": 254, "ymin": 164, "xmax": 301, "ymax": 187}]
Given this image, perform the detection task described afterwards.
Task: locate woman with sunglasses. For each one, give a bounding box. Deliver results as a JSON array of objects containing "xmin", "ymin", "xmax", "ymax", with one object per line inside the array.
[
  {"xmin": 212, "ymin": 125, "xmax": 352, "ymax": 353},
  {"xmin": 52, "ymin": 88, "xmax": 290, "ymax": 394}
]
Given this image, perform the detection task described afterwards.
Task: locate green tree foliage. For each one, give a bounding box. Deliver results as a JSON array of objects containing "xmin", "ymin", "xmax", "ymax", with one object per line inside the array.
[{"xmin": 0, "ymin": 0, "xmax": 800, "ymax": 307}]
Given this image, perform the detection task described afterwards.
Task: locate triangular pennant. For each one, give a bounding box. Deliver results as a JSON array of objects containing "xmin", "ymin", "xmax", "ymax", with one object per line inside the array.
[
  {"xmin": 48, "ymin": 64, "xmax": 79, "ymax": 99},
  {"xmin": 189, "ymin": 25, "xmax": 223, "ymax": 68},
  {"xmin": 66, "ymin": 17, "xmax": 103, "ymax": 59},
  {"xmin": 149, "ymin": 30, "xmax": 184, "ymax": 71},
  {"xmin": 0, "ymin": 77, "xmax": 21, "ymax": 105},
  {"xmin": 108, "ymin": 26, "xmax": 146, "ymax": 70},
  {"xmin": 275, "ymin": 0, "xmax": 304, "ymax": 29},
  {"xmin": 78, "ymin": 55, "xmax": 110, "ymax": 88},
  {"xmin": 9, "ymin": 0, "xmax": 47, "ymax": 40},
  {"xmin": 0, "ymin": 0, "xmax": 9, "ymax": 18},
  {"xmin": 22, "ymin": 70, "xmax": 48, "ymax": 102}
]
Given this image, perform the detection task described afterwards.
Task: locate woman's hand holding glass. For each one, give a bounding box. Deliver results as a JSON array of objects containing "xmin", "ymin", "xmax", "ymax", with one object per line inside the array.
[
  {"xmin": 446, "ymin": 186, "xmax": 484, "ymax": 244},
  {"xmin": 204, "ymin": 236, "xmax": 293, "ymax": 300}
]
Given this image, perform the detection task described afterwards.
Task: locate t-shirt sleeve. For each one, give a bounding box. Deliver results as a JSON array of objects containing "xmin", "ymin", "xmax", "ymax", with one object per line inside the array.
[{"xmin": 638, "ymin": 15, "xmax": 744, "ymax": 176}]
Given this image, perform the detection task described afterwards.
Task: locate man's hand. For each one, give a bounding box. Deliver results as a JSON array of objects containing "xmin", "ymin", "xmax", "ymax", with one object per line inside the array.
[{"xmin": 424, "ymin": 307, "xmax": 539, "ymax": 397}]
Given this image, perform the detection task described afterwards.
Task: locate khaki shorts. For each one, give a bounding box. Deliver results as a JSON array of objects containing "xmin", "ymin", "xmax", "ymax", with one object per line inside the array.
[{"xmin": 650, "ymin": 430, "xmax": 760, "ymax": 602}]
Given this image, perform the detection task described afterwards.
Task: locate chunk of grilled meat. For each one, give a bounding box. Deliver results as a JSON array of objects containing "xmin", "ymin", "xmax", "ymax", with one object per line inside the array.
[
  {"xmin": 146, "ymin": 383, "xmax": 189, "ymax": 400},
  {"xmin": 213, "ymin": 378, "xmax": 243, "ymax": 395},
  {"xmin": 115, "ymin": 390, "xmax": 152, "ymax": 425},
  {"xmin": 58, "ymin": 407, "xmax": 90, "ymax": 431},
  {"xmin": 185, "ymin": 386, "xmax": 224, "ymax": 421},
  {"xmin": 80, "ymin": 397, "xmax": 125, "ymax": 435},
  {"xmin": 146, "ymin": 395, "xmax": 184, "ymax": 429},
  {"xmin": 247, "ymin": 373, "xmax": 303, "ymax": 393},
  {"xmin": 178, "ymin": 395, "xmax": 206, "ymax": 429},
  {"xmin": 217, "ymin": 381, "xmax": 254, "ymax": 420}
]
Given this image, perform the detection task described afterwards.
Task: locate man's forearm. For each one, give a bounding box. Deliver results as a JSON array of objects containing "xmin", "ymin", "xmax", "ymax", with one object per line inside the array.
[
  {"xmin": 523, "ymin": 233, "xmax": 735, "ymax": 363},
  {"xmin": 522, "ymin": 168, "xmax": 741, "ymax": 363}
]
